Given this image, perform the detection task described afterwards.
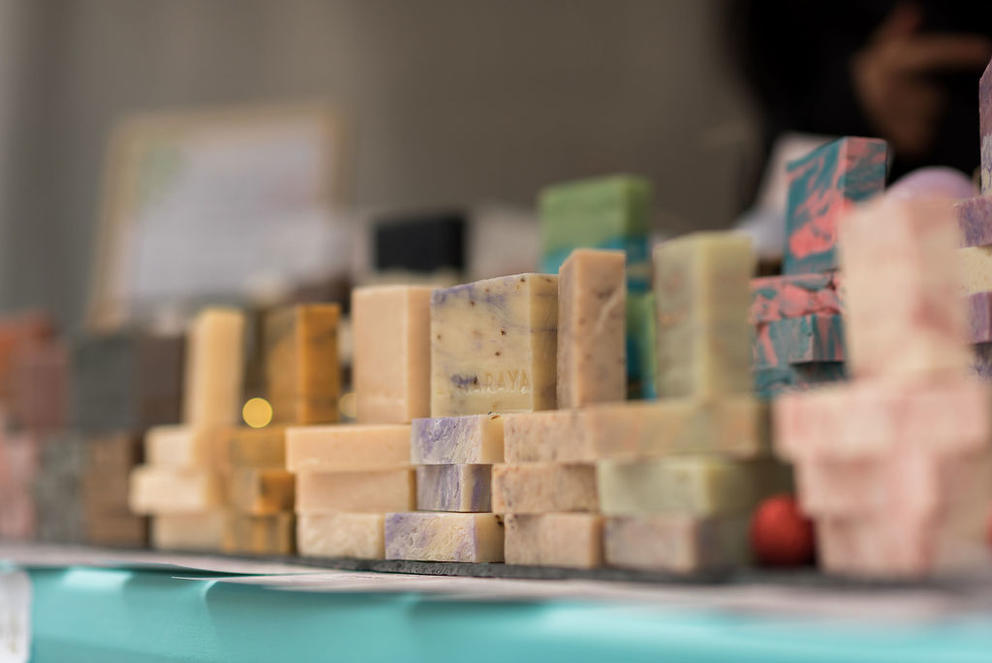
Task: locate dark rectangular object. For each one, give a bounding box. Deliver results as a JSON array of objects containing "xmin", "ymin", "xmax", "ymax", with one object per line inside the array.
[{"xmin": 374, "ymin": 212, "xmax": 465, "ymax": 273}]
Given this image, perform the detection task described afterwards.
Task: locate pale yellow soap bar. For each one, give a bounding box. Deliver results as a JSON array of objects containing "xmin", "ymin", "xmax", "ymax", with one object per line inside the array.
[
  {"xmin": 151, "ymin": 512, "xmax": 226, "ymax": 551},
  {"xmin": 183, "ymin": 308, "xmax": 245, "ymax": 427},
  {"xmin": 353, "ymin": 285, "xmax": 433, "ymax": 424},
  {"xmin": 286, "ymin": 424, "xmax": 411, "ymax": 472},
  {"xmin": 604, "ymin": 514, "xmax": 749, "ymax": 574},
  {"xmin": 223, "ymin": 426, "xmax": 287, "ymax": 470},
  {"xmin": 957, "ymin": 246, "xmax": 992, "ymax": 296},
  {"xmin": 431, "ymin": 274, "xmax": 558, "ymax": 416},
  {"xmin": 144, "ymin": 425, "xmax": 221, "ymax": 467},
  {"xmin": 653, "ymin": 233, "xmax": 753, "ymax": 399},
  {"xmin": 557, "ymin": 249, "xmax": 626, "ymax": 408},
  {"xmin": 491, "ymin": 463, "xmax": 598, "ymax": 514},
  {"xmin": 384, "ymin": 512, "xmax": 504, "ymax": 562},
  {"xmin": 504, "ymin": 513, "xmax": 603, "ymax": 569},
  {"xmin": 298, "ymin": 513, "xmax": 385, "ymax": 559},
  {"xmin": 223, "ymin": 512, "xmax": 295, "ymax": 555},
  {"xmin": 129, "ymin": 465, "xmax": 223, "ymax": 514},
  {"xmin": 227, "ymin": 467, "xmax": 295, "ymax": 515},
  {"xmin": 295, "ymin": 469, "xmax": 415, "ymax": 513}
]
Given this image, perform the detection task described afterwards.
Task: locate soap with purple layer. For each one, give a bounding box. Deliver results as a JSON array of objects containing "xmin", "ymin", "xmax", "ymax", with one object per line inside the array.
[
  {"xmin": 416, "ymin": 464, "xmax": 492, "ymax": 512},
  {"xmin": 982, "ymin": 59, "xmax": 992, "ymax": 194},
  {"xmin": 410, "ymin": 415, "xmax": 504, "ymax": 465},
  {"xmin": 384, "ymin": 511, "xmax": 504, "ymax": 562},
  {"xmin": 956, "ymin": 196, "xmax": 992, "ymax": 248}
]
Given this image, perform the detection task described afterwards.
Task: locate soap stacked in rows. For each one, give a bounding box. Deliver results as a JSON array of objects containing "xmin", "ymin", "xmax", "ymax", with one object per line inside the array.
[{"xmin": 751, "ymin": 137, "xmax": 888, "ymax": 399}]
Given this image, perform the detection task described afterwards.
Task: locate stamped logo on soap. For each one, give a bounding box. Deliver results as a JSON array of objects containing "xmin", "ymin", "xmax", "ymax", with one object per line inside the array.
[{"xmin": 451, "ymin": 369, "xmax": 531, "ymax": 394}]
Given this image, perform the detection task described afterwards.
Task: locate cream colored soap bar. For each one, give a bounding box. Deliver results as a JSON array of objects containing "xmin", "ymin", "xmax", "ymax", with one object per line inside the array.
[
  {"xmin": 151, "ymin": 512, "xmax": 226, "ymax": 551},
  {"xmin": 504, "ymin": 513, "xmax": 603, "ymax": 569},
  {"xmin": 960, "ymin": 246, "xmax": 992, "ymax": 295},
  {"xmin": 129, "ymin": 466, "xmax": 223, "ymax": 514},
  {"xmin": 227, "ymin": 467, "xmax": 295, "ymax": 515},
  {"xmin": 353, "ymin": 285, "xmax": 433, "ymax": 424},
  {"xmin": 431, "ymin": 274, "xmax": 558, "ymax": 416},
  {"xmin": 223, "ymin": 512, "xmax": 295, "ymax": 555},
  {"xmin": 384, "ymin": 512, "xmax": 504, "ymax": 562},
  {"xmin": 491, "ymin": 463, "xmax": 598, "ymax": 514},
  {"xmin": 410, "ymin": 414, "xmax": 504, "ymax": 464},
  {"xmin": 604, "ymin": 514, "xmax": 749, "ymax": 574},
  {"xmin": 144, "ymin": 425, "xmax": 220, "ymax": 467},
  {"xmin": 223, "ymin": 426, "xmax": 286, "ymax": 470},
  {"xmin": 557, "ymin": 249, "xmax": 626, "ymax": 408},
  {"xmin": 295, "ymin": 470, "xmax": 415, "ymax": 513},
  {"xmin": 184, "ymin": 308, "xmax": 245, "ymax": 427},
  {"xmin": 298, "ymin": 513, "xmax": 386, "ymax": 559},
  {"xmin": 286, "ymin": 424, "xmax": 411, "ymax": 472},
  {"xmin": 653, "ymin": 233, "xmax": 753, "ymax": 399}
]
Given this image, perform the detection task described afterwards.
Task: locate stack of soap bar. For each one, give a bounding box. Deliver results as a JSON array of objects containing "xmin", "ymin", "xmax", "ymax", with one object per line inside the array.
[
  {"xmin": 776, "ymin": 195, "xmax": 992, "ymax": 578},
  {"xmin": 539, "ymin": 175, "xmax": 653, "ymax": 395},
  {"xmin": 0, "ymin": 431, "xmax": 38, "ymax": 540},
  {"xmin": 955, "ymin": 196, "xmax": 992, "ymax": 379},
  {"xmin": 83, "ymin": 433, "xmax": 147, "ymax": 547},
  {"xmin": 34, "ymin": 432, "xmax": 86, "ymax": 543}
]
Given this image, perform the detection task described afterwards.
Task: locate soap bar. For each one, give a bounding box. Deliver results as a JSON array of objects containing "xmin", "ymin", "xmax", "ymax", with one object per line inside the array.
[
  {"xmin": 653, "ymin": 233, "xmax": 754, "ymax": 399},
  {"xmin": 841, "ymin": 197, "xmax": 969, "ymax": 380},
  {"xmin": 384, "ymin": 512, "xmax": 504, "ymax": 562},
  {"xmin": 410, "ymin": 415, "xmax": 504, "ymax": 464},
  {"xmin": 265, "ymin": 304, "xmax": 340, "ymax": 425},
  {"xmin": 223, "ymin": 426, "xmax": 286, "ymax": 470},
  {"xmin": 286, "ymin": 424, "xmax": 410, "ymax": 472},
  {"xmin": 973, "ymin": 342, "xmax": 992, "ymax": 380},
  {"xmin": 603, "ymin": 514, "xmax": 750, "ymax": 573},
  {"xmin": 970, "ymin": 292, "xmax": 992, "ymax": 344},
  {"xmin": 431, "ymin": 274, "xmax": 558, "ymax": 416},
  {"xmin": 0, "ymin": 312, "xmax": 53, "ymax": 399},
  {"xmin": 627, "ymin": 292, "xmax": 657, "ymax": 399},
  {"xmin": 228, "ymin": 467, "xmax": 295, "ymax": 515},
  {"xmin": 504, "ymin": 513, "xmax": 603, "ymax": 569},
  {"xmin": 84, "ymin": 512, "xmax": 148, "ymax": 548},
  {"xmin": 784, "ymin": 136, "xmax": 888, "ymax": 274},
  {"xmin": 34, "ymin": 432, "xmax": 86, "ymax": 542},
  {"xmin": 151, "ymin": 512, "xmax": 225, "ymax": 551},
  {"xmin": 749, "ymin": 273, "xmax": 842, "ymax": 324},
  {"xmin": 83, "ymin": 433, "xmax": 141, "ymax": 514},
  {"xmin": 557, "ymin": 249, "xmax": 626, "ymax": 408},
  {"xmin": 353, "ymin": 285, "xmax": 433, "ymax": 424},
  {"xmin": 295, "ymin": 469, "xmax": 415, "ymax": 513},
  {"xmin": 597, "ymin": 457, "xmax": 790, "ymax": 516},
  {"xmin": 374, "ymin": 211, "xmax": 465, "ymax": 274},
  {"xmin": 298, "ymin": 512, "xmax": 386, "ymax": 559},
  {"xmin": 491, "ymin": 463, "xmax": 597, "ymax": 514},
  {"xmin": 416, "ymin": 464, "xmax": 492, "ymax": 512},
  {"xmin": 223, "ymin": 512, "xmax": 295, "ymax": 555},
  {"xmin": 184, "ymin": 308, "xmax": 245, "ymax": 427},
  {"xmin": 982, "ymin": 59, "xmax": 992, "ymax": 194},
  {"xmin": 144, "ymin": 426, "xmax": 222, "ymax": 468},
  {"xmin": 128, "ymin": 466, "xmax": 223, "ymax": 514},
  {"xmin": 753, "ymin": 314, "xmax": 845, "ymax": 368},
  {"xmin": 956, "ymin": 196, "xmax": 992, "ymax": 247},
  {"xmin": 960, "ymin": 246, "xmax": 992, "ymax": 296},
  {"xmin": 10, "ymin": 340, "xmax": 66, "ymax": 430},
  {"xmin": 754, "ymin": 362, "xmax": 846, "ymax": 400}
]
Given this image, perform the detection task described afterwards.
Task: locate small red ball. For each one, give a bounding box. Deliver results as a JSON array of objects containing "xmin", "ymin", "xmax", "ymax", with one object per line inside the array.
[{"xmin": 750, "ymin": 494, "xmax": 815, "ymax": 567}]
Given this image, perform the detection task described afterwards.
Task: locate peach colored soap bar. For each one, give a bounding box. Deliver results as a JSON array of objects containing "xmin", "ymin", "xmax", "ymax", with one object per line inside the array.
[
  {"xmin": 430, "ymin": 274, "xmax": 558, "ymax": 417},
  {"xmin": 384, "ymin": 512, "xmax": 504, "ymax": 562},
  {"xmin": 298, "ymin": 513, "xmax": 386, "ymax": 559},
  {"xmin": 144, "ymin": 425, "xmax": 221, "ymax": 468},
  {"xmin": 353, "ymin": 286, "xmax": 433, "ymax": 424},
  {"xmin": 183, "ymin": 308, "xmax": 245, "ymax": 427},
  {"xmin": 557, "ymin": 249, "xmax": 626, "ymax": 408},
  {"xmin": 604, "ymin": 514, "xmax": 750, "ymax": 574},
  {"xmin": 410, "ymin": 414, "xmax": 504, "ymax": 465},
  {"xmin": 128, "ymin": 466, "xmax": 223, "ymax": 514},
  {"xmin": 491, "ymin": 463, "xmax": 598, "ymax": 514},
  {"xmin": 151, "ymin": 512, "xmax": 226, "ymax": 551},
  {"xmin": 286, "ymin": 424, "xmax": 411, "ymax": 472},
  {"xmin": 227, "ymin": 467, "xmax": 295, "ymax": 515},
  {"xmin": 223, "ymin": 426, "xmax": 287, "ymax": 470},
  {"xmin": 504, "ymin": 513, "xmax": 603, "ymax": 569},
  {"xmin": 223, "ymin": 512, "xmax": 295, "ymax": 555},
  {"xmin": 295, "ymin": 470, "xmax": 415, "ymax": 513}
]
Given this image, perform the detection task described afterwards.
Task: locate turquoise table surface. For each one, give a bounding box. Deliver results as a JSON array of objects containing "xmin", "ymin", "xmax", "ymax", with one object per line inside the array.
[{"xmin": 26, "ymin": 567, "xmax": 992, "ymax": 663}]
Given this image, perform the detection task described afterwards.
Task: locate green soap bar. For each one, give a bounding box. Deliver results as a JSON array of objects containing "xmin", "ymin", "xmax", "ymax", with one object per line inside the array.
[
  {"xmin": 539, "ymin": 174, "xmax": 651, "ymax": 253},
  {"xmin": 626, "ymin": 292, "xmax": 657, "ymax": 398}
]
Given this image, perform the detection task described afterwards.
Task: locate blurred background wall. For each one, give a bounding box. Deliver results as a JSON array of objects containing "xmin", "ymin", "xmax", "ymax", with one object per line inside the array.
[{"xmin": 0, "ymin": 0, "xmax": 757, "ymax": 326}]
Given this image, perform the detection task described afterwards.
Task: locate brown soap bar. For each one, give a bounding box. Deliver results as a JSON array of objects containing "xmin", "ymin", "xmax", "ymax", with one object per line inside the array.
[
  {"xmin": 152, "ymin": 512, "xmax": 226, "ymax": 551},
  {"xmin": 85, "ymin": 511, "xmax": 148, "ymax": 548},
  {"xmin": 0, "ymin": 311, "xmax": 54, "ymax": 399},
  {"xmin": 10, "ymin": 339, "xmax": 67, "ymax": 431},
  {"xmin": 228, "ymin": 467, "xmax": 295, "ymax": 515},
  {"xmin": 221, "ymin": 426, "xmax": 286, "ymax": 471},
  {"xmin": 83, "ymin": 433, "xmax": 143, "ymax": 515},
  {"xmin": 223, "ymin": 512, "xmax": 295, "ymax": 555},
  {"xmin": 604, "ymin": 514, "xmax": 750, "ymax": 574},
  {"xmin": 491, "ymin": 463, "xmax": 598, "ymax": 514}
]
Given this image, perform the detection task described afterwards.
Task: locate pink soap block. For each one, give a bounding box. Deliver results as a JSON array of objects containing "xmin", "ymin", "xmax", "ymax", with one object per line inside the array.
[
  {"xmin": 0, "ymin": 432, "xmax": 38, "ymax": 490},
  {"xmin": 749, "ymin": 273, "xmax": 842, "ymax": 324},
  {"xmin": 0, "ymin": 488, "xmax": 35, "ymax": 540}
]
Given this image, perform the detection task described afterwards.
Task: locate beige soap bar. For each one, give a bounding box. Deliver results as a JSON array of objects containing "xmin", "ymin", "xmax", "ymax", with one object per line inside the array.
[
  {"xmin": 604, "ymin": 514, "xmax": 749, "ymax": 574},
  {"xmin": 223, "ymin": 426, "xmax": 286, "ymax": 470},
  {"xmin": 557, "ymin": 249, "xmax": 626, "ymax": 408},
  {"xmin": 223, "ymin": 512, "xmax": 295, "ymax": 555},
  {"xmin": 353, "ymin": 285, "xmax": 433, "ymax": 424},
  {"xmin": 431, "ymin": 274, "xmax": 558, "ymax": 417},
  {"xmin": 384, "ymin": 512, "xmax": 504, "ymax": 562},
  {"xmin": 504, "ymin": 513, "xmax": 603, "ymax": 569},
  {"xmin": 183, "ymin": 308, "xmax": 245, "ymax": 427},
  {"xmin": 286, "ymin": 424, "xmax": 411, "ymax": 472},
  {"xmin": 129, "ymin": 466, "xmax": 223, "ymax": 514},
  {"xmin": 151, "ymin": 512, "xmax": 226, "ymax": 551},
  {"xmin": 227, "ymin": 467, "xmax": 295, "ymax": 515},
  {"xmin": 491, "ymin": 463, "xmax": 598, "ymax": 514},
  {"xmin": 144, "ymin": 426, "xmax": 221, "ymax": 468},
  {"xmin": 298, "ymin": 513, "xmax": 385, "ymax": 559},
  {"xmin": 653, "ymin": 233, "xmax": 753, "ymax": 399},
  {"xmin": 410, "ymin": 414, "xmax": 504, "ymax": 464},
  {"xmin": 295, "ymin": 469, "xmax": 415, "ymax": 513}
]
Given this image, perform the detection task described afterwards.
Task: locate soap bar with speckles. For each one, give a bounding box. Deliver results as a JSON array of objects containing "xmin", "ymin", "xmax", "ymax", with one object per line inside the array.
[
  {"xmin": 604, "ymin": 514, "xmax": 750, "ymax": 573},
  {"xmin": 353, "ymin": 285, "xmax": 433, "ymax": 424},
  {"xmin": 295, "ymin": 470, "xmax": 415, "ymax": 513},
  {"xmin": 128, "ymin": 466, "xmax": 223, "ymax": 514},
  {"xmin": 298, "ymin": 513, "xmax": 385, "ymax": 559},
  {"xmin": 557, "ymin": 248, "xmax": 626, "ymax": 408},
  {"xmin": 416, "ymin": 464, "xmax": 492, "ymax": 512},
  {"xmin": 430, "ymin": 274, "xmax": 558, "ymax": 416},
  {"xmin": 152, "ymin": 512, "xmax": 225, "ymax": 551},
  {"xmin": 653, "ymin": 233, "xmax": 754, "ymax": 399},
  {"xmin": 504, "ymin": 513, "xmax": 603, "ymax": 568},
  {"xmin": 491, "ymin": 463, "xmax": 598, "ymax": 514},
  {"xmin": 410, "ymin": 414, "xmax": 504, "ymax": 464},
  {"xmin": 286, "ymin": 424, "xmax": 410, "ymax": 472},
  {"xmin": 223, "ymin": 512, "xmax": 295, "ymax": 555},
  {"xmin": 227, "ymin": 467, "xmax": 295, "ymax": 515},
  {"xmin": 384, "ymin": 512, "xmax": 504, "ymax": 562},
  {"xmin": 184, "ymin": 308, "xmax": 245, "ymax": 427}
]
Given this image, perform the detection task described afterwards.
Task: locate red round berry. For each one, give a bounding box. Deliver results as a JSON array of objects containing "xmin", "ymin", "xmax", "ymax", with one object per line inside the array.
[{"xmin": 750, "ymin": 494, "xmax": 815, "ymax": 567}]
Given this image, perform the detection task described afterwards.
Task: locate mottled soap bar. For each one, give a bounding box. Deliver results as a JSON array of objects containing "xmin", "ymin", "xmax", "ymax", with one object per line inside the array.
[
  {"xmin": 753, "ymin": 314, "xmax": 845, "ymax": 369},
  {"xmin": 431, "ymin": 274, "xmax": 558, "ymax": 416},
  {"xmin": 223, "ymin": 512, "xmax": 295, "ymax": 555},
  {"xmin": 982, "ymin": 60, "xmax": 992, "ymax": 194},
  {"xmin": 970, "ymin": 292, "xmax": 992, "ymax": 344},
  {"xmin": 956, "ymin": 196, "xmax": 992, "ymax": 248},
  {"xmin": 384, "ymin": 512, "xmax": 504, "ymax": 562},
  {"xmin": 604, "ymin": 514, "xmax": 750, "ymax": 574},
  {"xmin": 491, "ymin": 463, "xmax": 598, "ymax": 514},
  {"xmin": 784, "ymin": 136, "xmax": 888, "ymax": 274},
  {"xmin": 295, "ymin": 470, "xmax": 415, "ymax": 514},
  {"xmin": 227, "ymin": 467, "xmax": 295, "ymax": 515},
  {"xmin": 286, "ymin": 424, "xmax": 410, "ymax": 472},
  {"xmin": 416, "ymin": 464, "xmax": 492, "ymax": 512},
  {"xmin": 753, "ymin": 362, "xmax": 846, "ymax": 400},
  {"xmin": 410, "ymin": 414, "xmax": 504, "ymax": 464},
  {"xmin": 749, "ymin": 273, "xmax": 842, "ymax": 324},
  {"xmin": 151, "ymin": 512, "xmax": 226, "ymax": 551},
  {"xmin": 504, "ymin": 513, "xmax": 603, "ymax": 569},
  {"xmin": 34, "ymin": 432, "xmax": 86, "ymax": 543},
  {"xmin": 128, "ymin": 466, "xmax": 223, "ymax": 514},
  {"xmin": 298, "ymin": 513, "xmax": 385, "ymax": 559}
]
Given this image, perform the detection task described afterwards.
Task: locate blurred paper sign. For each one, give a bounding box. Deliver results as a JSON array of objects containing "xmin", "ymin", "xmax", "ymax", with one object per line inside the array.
[{"xmin": 88, "ymin": 104, "xmax": 352, "ymax": 330}]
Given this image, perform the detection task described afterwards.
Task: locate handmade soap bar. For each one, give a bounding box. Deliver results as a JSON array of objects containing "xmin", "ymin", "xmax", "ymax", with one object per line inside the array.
[
  {"xmin": 34, "ymin": 432, "xmax": 85, "ymax": 543},
  {"xmin": 784, "ymin": 136, "xmax": 888, "ymax": 274},
  {"xmin": 956, "ymin": 196, "xmax": 992, "ymax": 247},
  {"xmin": 298, "ymin": 513, "xmax": 385, "ymax": 559},
  {"xmin": 431, "ymin": 274, "xmax": 558, "ymax": 416},
  {"xmin": 144, "ymin": 426, "xmax": 221, "ymax": 467},
  {"xmin": 151, "ymin": 512, "xmax": 225, "ymax": 551},
  {"xmin": 974, "ymin": 342, "xmax": 992, "ymax": 380},
  {"xmin": 374, "ymin": 211, "xmax": 465, "ymax": 273},
  {"xmin": 416, "ymin": 464, "xmax": 492, "ymax": 512},
  {"xmin": 83, "ymin": 433, "xmax": 141, "ymax": 515},
  {"xmin": 749, "ymin": 273, "xmax": 842, "ymax": 324},
  {"xmin": 841, "ymin": 197, "xmax": 969, "ymax": 380},
  {"xmin": 384, "ymin": 511, "xmax": 504, "ymax": 562},
  {"xmin": 10, "ymin": 340, "xmax": 66, "ymax": 430},
  {"xmin": 982, "ymin": 59, "xmax": 992, "ymax": 194},
  {"xmin": 265, "ymin": 304, "xmax": 340, "ymax": 425},
  {"xmin": 410, "ymin": 415, "xmax": 504, "ymax": 464},
  {"xmin": 228, "ymin": 468, "xmax": 295, "ymax": 515},
  {"xmin": 603, "ymin": 514, "xmax": 749, "ymax": 573},
  {"xmin": 0, "ymin": 312, "xmax": 53, "ymax": 399},
  {"xmin": 353, "ymin": 285, "xmax": 433, "ymax": 424},
  {"xmin": 184, "ymin": 308, "xmax": 245, "ymax": 427},
  {"xmin": 653, "ymin": 233, "xmax": 754, "ymax": 399},
  {"xmin": 84, "ymin": 512, "xmax": 148, "ymax": 548},
  {"xmin": 960, "ymin": 246, "xmax": 992, "ymax": 296},
  {"xmin": 295, "ymin": 469, "xmax": 415, "ymax": 513},
  {"xmin": 286, "ymin": 424, "xmax": 410, "ymax": 472},
  {"xmin": 223, "ymin": 426, "xmax": 286, "ymax": 469},
  {"xmin": 970, "ymin": 292, "xmax": 992, "ymax": 344},
  {"xmin": 753, "ymin": 314, "xmax": 845, "ymax": 368},
  {"xmin": 627, "ymin": 292, "xmax": 657, "ymax": 398},
  {"xmin": 491, "ymin": 463, "xmax": 597, "ymax": 513},
  {"xmin": 556, "ymin": 248, "xmax": 626, "ymax": 408},
  {"xmin": 504, "ymin": 513, "xmax": 603, "ymax": 569},
  {"xmin": 128, "ymin": 466, "xmax": 223, "ymax": 514},
  {"xmin": 754, "ymin": 362, "xmax": 846, "ymax": 400},
  {"xmin": 223, "ymin": 512, "xmax": 295, "ymax": 555}
]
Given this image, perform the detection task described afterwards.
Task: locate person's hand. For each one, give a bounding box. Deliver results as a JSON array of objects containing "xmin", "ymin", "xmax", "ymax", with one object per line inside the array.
[{"xmin": 852, "ymin": 3, "xmax": 992, "ymax": 158}]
